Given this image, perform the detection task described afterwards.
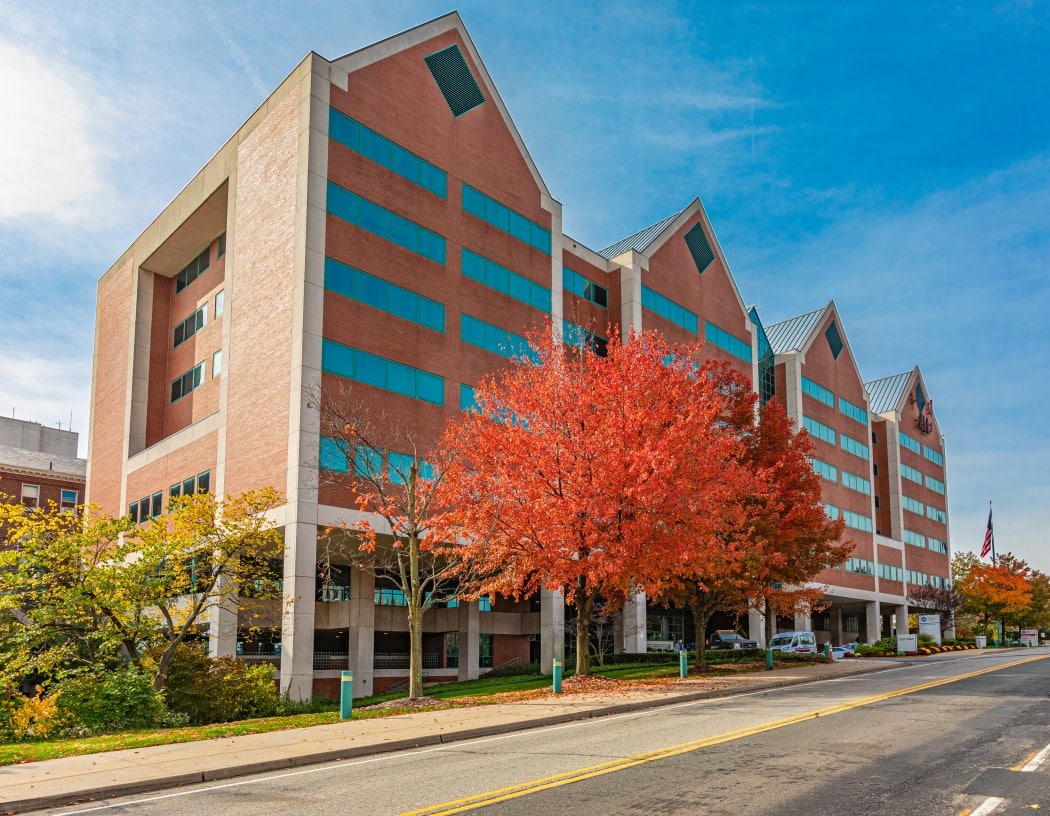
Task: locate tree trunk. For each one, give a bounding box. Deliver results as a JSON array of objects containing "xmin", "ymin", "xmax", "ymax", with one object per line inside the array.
[
  {"xmin": 408, "ymin": 603, "xmax": 424, "ymax": 699},
  {"xmin": 574, "ymin": 587, "xmax": 597, "ymax": 676},
  {"xmin": 689, "ymin": 601, "xmax": 714, "ymax": 672}
]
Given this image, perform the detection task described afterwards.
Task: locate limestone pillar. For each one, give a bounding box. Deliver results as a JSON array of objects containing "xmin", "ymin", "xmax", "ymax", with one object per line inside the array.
[
  {"xmin": 621, "ymin": 592, "xmax": 648, "ymax": 653},
  {"xmin": 347, "ymin": 566, "xmax": 375, "ymax": 697},
  {"xmin": 865, "ymin": 601, "xmax": 881, "ymax": 643},
  {"xmin": 279, "ymin": 522, "xmax": 317, "ymax": 702},
  {"xmin": 457, "ymin": 601, "xmax": 481, "ymax": 681},
  {"xmin": 540, "ymin": 588, "xmax": 565, "ymax": 676}
]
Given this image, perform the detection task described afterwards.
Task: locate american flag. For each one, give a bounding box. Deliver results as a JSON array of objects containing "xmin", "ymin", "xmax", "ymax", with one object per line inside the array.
[{"xmin": 980, "ymin": 507, "xmax": 994, "ymax": 559}]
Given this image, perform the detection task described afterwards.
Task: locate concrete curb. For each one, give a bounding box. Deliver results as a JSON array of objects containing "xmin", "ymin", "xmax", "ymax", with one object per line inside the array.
[{"xmin": 2, "ymin": 661, "xmax": 902, "ymax": 814}]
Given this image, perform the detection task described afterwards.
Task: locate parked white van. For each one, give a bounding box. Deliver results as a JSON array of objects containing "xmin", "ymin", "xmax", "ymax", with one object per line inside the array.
[{"xmin": 768, "ymin": 631, "xmax": 818, "ymax": 653}]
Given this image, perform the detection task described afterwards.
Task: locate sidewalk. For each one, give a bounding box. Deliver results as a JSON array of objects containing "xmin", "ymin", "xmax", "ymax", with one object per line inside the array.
[{"xmin": 1, "ymin": 659, "xmax": 895, "ymax": 813}]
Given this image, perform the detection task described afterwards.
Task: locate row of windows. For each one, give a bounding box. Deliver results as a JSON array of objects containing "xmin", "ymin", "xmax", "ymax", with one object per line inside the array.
[
  {"xmin": 175, "ymin": 246, "xmax": 211, "ymax": 293},
  {"xmin": 901, "ymin": 463, "xmax": 924, "ymax": 484},
  {"xmin": 563, "ymin": 267, "xmax": 608, "ymax": 308},
  {"xmin": 329, "ymin": 109, "xmax": 447, "ymax": 198},
  {"xmin": 325, "ymin": 257, "xmax": 445, "ymax": 332},
  {"xmin": 804, "ymin": 416, "xmax": 836, "ymax": 445},
  {"xmin": 461, "ymin": 314, "xmax": 536, "ymax": 362},
  {"xmin": 319, "ymin": 437, "xmax": 435, "ymax": 483},
  {"xmin": 130, "ymin": 471, "xmax": 211, "ymax": 524},
  {"xmin": 825, "ymin": 503, "xmax": 839, "ymax": 520},
  {"xmin": 838, "ymin": 396, "xmax": 867, "ymax": 425},
  {"xmin": 924, "ymin": 445, "xmax": 944, "ymax": 466},
  {"xmin": 900, "ymin": 433, "xmax": 921, "ymax": 454},
  {"xmin": 840, "ymin": 432, "xmax": 870, "ymax": 460},
  {"xmin": 171, "ymin": 470, "xmax": 211, "ymax": 499},
  {"xmin": 908, "ymin": 570, "xmax": 949, "ymax": 588},
  {"xmin": 462, "ymin": 248, "xmax": 550, "ymax": 312},
  {"xmin": 322, "ymin": 339, "xmax": 444, "ymax": 405},
  {"xmin": 925, "ymin": 474, "xmax": 945, "ymax": 495},
  {"xmin": 460, "ymin": 383, "xmax": 479, "ymax": 412},
  {"xmin": 129, "ymin": 492, "xmax": 162, "ymax": 524},
  {"xmin": 846, "ymin": 557, "xmax": 875, "ymax": 575},
  {"xmin": 19, "ymin": 485, "xmax": 78, "ymax": 511},
  {"xmin": 904, "ymin": 529, "xmax": 926, "ymax": 548},
  {"xmin": 902, "ymin": 495, "xmax": 924, "ymax": 516},
  {"xmin": 641, "ymin": 286, "xmax": 697, "ymax": 334},
  {"xmin": 880, "ymin": 563, "xmax": 904, "ymax": 582},
  {"xmin": 371, "ymin": 587, "xmax": 492, "ymax": 611},
  {"xmin": 170, "ymin": 362, "xmax": 205, "ymax": 403},
  {"xmin": 811, "ymin": 458, "xmax": 837, "ymax": 482},
  {"xmin": 565, "ymin": 322, "xmax": 608, "ymax": 357},
  {"xmin": 328, "ymin": 182, "xmax": 446, "ymax": 265},
  {"xmin": 844, "ymin": 510, "xmax": 873, "ymax": 532},
  {"xmin": 173, "ymin": 306, "xmax": 207, "ymax": 348},
  {"xmin": 462, "ymin": 184, "xmax": 551, "ymax": 254},
  {"xmin": 842, "ymin": 470, "xmax": 871, "ymax": 495},
  {"xmin": 929, "ymin": 537, "xmax": 949, "ymax": 554},
  {"xmin": 927, "ymin": 505, "xmax": 947, "ymax": 524},
  {"xmin": 704, "ymin": 321, "xmax": 751, "ymax": 363},
  {"xmin": 801, "ymin": 376, "xmax": 834, "ymax": 407}
]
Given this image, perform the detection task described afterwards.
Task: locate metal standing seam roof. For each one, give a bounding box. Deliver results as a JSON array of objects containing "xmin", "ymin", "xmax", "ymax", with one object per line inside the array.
[
  {"xmin": 764, "ymin": 307, "xmax": 826, "ymax": 354},
  {"xmin": 0, "ymin": 444, "xmax": 87, "ymax": 480},
  {"xmin": 864, "ymin": 371, "xmax": 913, "ymax": 415},
  {"xmin": 598, "ymin": 212, "xmax": 680, "ymax": 260}
]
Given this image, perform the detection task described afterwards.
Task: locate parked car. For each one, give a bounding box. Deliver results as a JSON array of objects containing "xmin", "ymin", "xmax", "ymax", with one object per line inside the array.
[
  {"xmin": 837, "ymin": 641, "xmax": 859, "ymax": 654},
  {"xmin": 707, "ymin": 630, "xmax": 759, "ymax": 650},
  {"xmin": 768, "ymin": 631, "xmax": 818, "ymax": 653},
  {"xmin": 830, "ymin": 646, "xmax": 850, "ymax": 660}
]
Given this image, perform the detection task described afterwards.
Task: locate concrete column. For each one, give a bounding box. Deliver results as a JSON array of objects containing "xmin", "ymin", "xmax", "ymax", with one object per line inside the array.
[
  {"xmin": 831, "ymin": 607, "xmax": 844, "ymax": 645},
  {"xmin": 280, "ymin": 522, "xmax": 317, "ymax": 702},
  {"xmin": 540, "ymin": 588, "xmax": 565, "ymax": 676},
  {"xmin": 620, "ymin": 592, "xmax": 648, "ymax": 653},
  {"xmin": 748, "ymin": 607, "xmax": 765, "ymax": 647},
  {"xmin": 895, "ymin": 604, "xmax": 909, "ymax": 636},
  {"xmin": 347, "ymin": 566, "xmax": 375, "ymax": 697},
  {"xmin": 457, "ymin": 602, "xmax": 481, "ymax": 681},
  {"xmin": 793, "ymin": 611, "xmax": 812, "ymax": 632},
  {"xmin": 865, "ymin": 601, "xmax": 881, "ymax": 643},
  {"xmin": 207, "ymin": 575, "xmax": 238, "ymax": 658}
]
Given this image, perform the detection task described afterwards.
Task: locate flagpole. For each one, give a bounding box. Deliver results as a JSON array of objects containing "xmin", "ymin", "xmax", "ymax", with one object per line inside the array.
[{"xmin": 990, "ymin": 500, "xmax": 997, "ymax": 566}]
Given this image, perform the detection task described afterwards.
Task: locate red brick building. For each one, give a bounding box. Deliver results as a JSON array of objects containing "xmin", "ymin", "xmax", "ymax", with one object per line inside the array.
[
  {"xmin": 88, "ymin": 14, "xmax": 950, "ymax": 699},
  {"xmin": 0, "ymin": 417, "xmax": 85, "ymax": 513}
]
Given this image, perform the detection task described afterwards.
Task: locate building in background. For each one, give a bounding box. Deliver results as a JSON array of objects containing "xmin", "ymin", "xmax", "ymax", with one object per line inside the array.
[
  {"xmin": 87, "ymin": 12, "xmax": 950, "ymax": 700},
  {"xmin": 0, "ymin": 416, "xmax": 86, "ymax": 513}
]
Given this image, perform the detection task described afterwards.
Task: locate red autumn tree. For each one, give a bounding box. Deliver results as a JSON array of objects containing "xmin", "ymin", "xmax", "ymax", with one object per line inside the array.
[{"xmin": 438, "ymin": 326, "xmax": 750, "ymax": 675}]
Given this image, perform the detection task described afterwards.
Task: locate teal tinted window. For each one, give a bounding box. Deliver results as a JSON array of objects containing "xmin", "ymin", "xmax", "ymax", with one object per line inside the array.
[
  {"xmin": 325, "ymin": 257, "xmax": 444, "ymax": 332},
  {"xmin": 683, "ymin": 222, "xmax": 715, "ymax": 274},
  {"xmin": 929, "ymin": 538, "xmax": 949, "ymax": 554},
  {"xmin": 842, "ymin": 470, "xmax": 871, "ymax": 495},
  {"xmin": 461, "ymin": 248, "xmax": 550, "ymax": 312},
  {"xmin": 925, "ymin": 474, "xmax": 945, "ymax": 495},
  {"xmin": 811, "ymin": 458, "xmax": 838, "ymax": 482},
  {"xmin": 901, "ymin": 463, "xmax": 923, "ymax": 484},
  {"xmin": 840, "ymin": 433, "xmax": 870, "ymax": 460},
  {"xmin": 319, "ymin": 436, "xmax": 348, "ymax": 473},
  {"xmin": 900, "ymin": 433, "xmax": 921, "ymax": 454},
  {"xmin": 388, "ymin": 452, "xmax": 413, "ymax": 485},
  {"xmin": 824, "ymin": 504, "xmax": 840, "ymax": 520},
  {"xmin": 902, "ymin": 495, "xmax": 924, "ymax": 515},
  {"xmin": 927, "ymin": 505, "xmax": 947, "ymax": 524},
  {"xmin": 461, "ymin": 184, "xmax": 550, "ymax": 253},
  {"xmin": 846, "ymin": 555, "xmax": 875, "ymax": 573},
  {"xmin": 460, "ymin": 314, "xmax": 537, "ymax": 362},
  {"xmin": 175, "ymin": 246, "xmax": 211, "ymax": 293},
  {"xmin": 641, "ymin": 286, "xmax": 698, "ymax": 334},
  {"xmin": 923, "ymin": 445, "xmax": 944, "ymax": 466},
  {"xmin": 563, "ymin": 267, "xmax": 608, "ymax": 308},
  {"xmin": 915, "ymin": 383, "xmax": 927, "ymax": 413},
  {"xmin": 904, "ymin": 530, "xmax": 926, "ymax": 548},
  {"xmin": 327, "ymin": 182, "xmax": 446, "ymax": 264},
  {"xmin": 801, "ymin": 377, "xmax": 835, "ymax": 407},
  {"xmin": 424, "ymin": 44, "xmax": 486, "ymax": 117},
  {"xmin": 844, "ymin": 512, "xmax": 873, "ymax": 533},
  {"xmin": 838, "ymin": 397, "xmax": 867, "ymax": 424},
  {"xmin": 825, "ymin": 321, "xmax": 844, "ymax": 359},
  {"xmin": 460, "ymin": 384, "xmax": 479, "ymax": 412},
  {"xmin": 170, "ymin": 362, "xmax": 205, "ymax": 403},
  {"xmin": 173, "ymin": 306, "xmax": 206, "ymax": 348},
  {"xmin": 330, "ymin": 109, "xmax": 447, "ymax": 198},
  {"xmin": 749, "ymin": 307, "xmax": 776, "ymax": 405},
  {"xmin": 564, "ymin": 322, "xmax": 608, "ymax": 357},
  {"xmin": 354, "ymin": 445, "xmax": 383, "ymax": 479},
  {"xmin": 322, "ymin": 339, "xmax": 444, "ymax": 405},
  {"xmin": 705, "ymin": 322, "xmax": 751, "ymax": 363},
  {"xmin": 803, "ymin": 416, "xmax": 836, "ymax": 445}
]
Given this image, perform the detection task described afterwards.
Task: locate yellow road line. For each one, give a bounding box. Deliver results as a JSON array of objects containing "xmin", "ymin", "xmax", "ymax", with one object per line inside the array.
[{"xmin": 401, "ymin": 654, "xmax": 1049, "ymax": 816}]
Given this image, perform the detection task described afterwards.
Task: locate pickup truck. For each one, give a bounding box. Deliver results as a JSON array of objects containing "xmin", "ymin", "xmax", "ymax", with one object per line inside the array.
[{"xmin": 707, "ymin": 631, "xmax": 759, "ymax": 650}]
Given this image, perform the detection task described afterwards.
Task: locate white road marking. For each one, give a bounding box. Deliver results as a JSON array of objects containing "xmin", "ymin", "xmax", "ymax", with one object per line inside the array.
[{"xmin": 1021, "ymin": 741, "xmax": 1050, "ymax": 772}]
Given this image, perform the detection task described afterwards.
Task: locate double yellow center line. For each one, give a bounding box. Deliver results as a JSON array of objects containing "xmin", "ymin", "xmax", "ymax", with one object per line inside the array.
[{"xmin": 401, "ymin": 654, "xmax": 1049, "ymax": 816}]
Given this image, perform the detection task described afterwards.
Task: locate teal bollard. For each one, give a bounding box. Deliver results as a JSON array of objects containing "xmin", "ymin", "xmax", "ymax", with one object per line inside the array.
[
  {"xmin": 679, "ymin": 649, "xmax": 688, "ymax": 678},
  {"xmin": 340, "ymin": 670, "xmax": 353, "ymax": 719},
  {"xmin": 766, "ymin": 647, "xmax": 774, "ymax": 670},
  {"xmin": 552, "ymin": 658, "xmax": 562, "ymax": 694},
  {"xmin": 824, "ymin": 642, "xmax": 831, "ymax": 660}
]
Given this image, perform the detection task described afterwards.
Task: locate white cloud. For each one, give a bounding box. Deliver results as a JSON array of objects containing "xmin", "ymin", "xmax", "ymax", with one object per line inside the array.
[
  {"xmin": 0, "ymin": 38, "xmax": 106, "ymax": 224},
  {"xmin": 0, "ymin": 355, "xmax": 92, "ymax": 454}
]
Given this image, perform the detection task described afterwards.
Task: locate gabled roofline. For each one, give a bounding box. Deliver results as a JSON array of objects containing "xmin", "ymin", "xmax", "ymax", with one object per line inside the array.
[{"xmin": 330, "ymin": 12, "xmax": 553, "ymax": 203}]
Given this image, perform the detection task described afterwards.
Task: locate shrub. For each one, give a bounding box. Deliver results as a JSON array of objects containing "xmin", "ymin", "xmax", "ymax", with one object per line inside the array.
[
  {"xmin": 4, "ymin": 686, "xmax": 63, "ymax": 740},
  {"xmin": 56, "ymin": 668, "xmax": 163, "ymax": 733},
  {"xmin": 164, "ymin": 646, "xmax": 280, "ymax": 724},
  {"xmin": 917, "ymin": 633, "xmax": 936, "ymax": 646}
]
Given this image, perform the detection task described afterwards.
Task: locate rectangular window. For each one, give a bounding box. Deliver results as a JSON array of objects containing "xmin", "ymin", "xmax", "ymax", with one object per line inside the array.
[
  {"xmin": 843, "ymin": 511, "xmax": 873, "ymax": 532},
  {"xmin": 901, "ymin": 463, "xmax": 923, "ymax": 484},
  {"xmin": 325, "ymin": 257, "xmax": 445, "ymax": 331},
  {"xmin": 842, "ymin": 470, "xmax": 872, "ymax": 495},
  {"xmin": 641, "ymin": 286, "xmax": 698, "ymax": 334},
  {"xmin": 175, "ymin": 246, "xmax": 211, "ymax": 293},
  {"xmin": 824, "ymin": 503, "xmax": 840, "ymax": 520},
  {"xmin": 803, "ymin": 416, "xmax": 836, "ymax": 445},
  {"xmin": 170, "ymin": 362, "xmax": 205, "ymax": 403},
  {"xmin": 927, "ymin": 505, "xmax": 947, "ymax": 524},
  {"xmin": 214, "ymin": 289, "xmax": 225, "ymax": 318},
  {"xmin": 322, "ymin": 339, "xmax": 445, "ymax": 406},
  {"xmin": 923, "ymin": 445, "xmax": 944, "ymax": 466},
  {"xmin": 460, "ymin": 383, "xmax": 479, "ymax": 413},
  {"xmin": 479, "ymin": 633, "xmax": 494, "ymax": 669},
  {"xmin": 564, "ymin": 322, "xmax": 608, "ymax": 358},
  {"xmin": 846, "ymin": 555, "xmax": 874, "ymax": 573},
  {"xmin": 353, "ymin": 445, "xmax": 383, "ymax": 479},
  {"xmin": 925, "ymin": 474, "xmax": 945, "ymax": 495},
  {"xmin": 460, "ymin": 314, "xmax": 537, "ymax": 362},
  {"xmin": 328, "ymin": 182, "xmax": 446, "ymax": 265},
  {"xmin": 60, "ymin": 489, "xmax": 78, "ymax": 512},
  {"xmin": 704, "ymin": 321, "xmax": 752, "ymax": 363},
  {"xmin": 319, "ymin": 436, "xmax": 349, "ymax": 473},
  {"xmin": 902, "ymin": 495, "xmax": 924, "ymax": 515},
  {"xmin": 217, "ymin": 232, "xmax": 226, "ymax": 258},
  {"xmin": 462, "ymin": 249, "xmax": 550, "ymax": 312},
  {"xmin": 838, "ymin": 396, "xmax": 867, "ymax": 425},
  {"xmin": 212, "ymin": 349, "xmax": 222, "ymax": 378},
  {"xmin": 904, "ymin": 530, "xmax": 927, "ymax": 548},
  {"xmin": 21, "ymin": 484, "xmax": 40, "ymax": 508},
  {"xmin": 329, "ymin": 109, "xmax": 447, "ymax": 198},
  {"xmin": 150, "ymin": 491, "xmax": 163, "ymax": 518},
  {"xmin": 840, "ymin": 432, "xmax": 870, "ymax": 460},
  {"xmin": 173, "ymin": 306, "xmax": 206, "ymax": 348},
  {"xmin": 801, "ymin": 377, "xmax": 835, "ymax": 407},
  {"xmin": 563, "ymin": 267, "xmax": 608, "ymax": 308},
  {"xmin": 461, "ymin": 183, "xmax": 550, "ymax": 254},
  {"xmin": 929, "ymin": 537, "xmax": 949, "ymax": 554},
  {"xmin": 900, "ymin": 433, "xmax": 921, "ymax": 454},
  {"xmin": 811, "ymin": 458, "xmax": 838, "ymax": 483}
]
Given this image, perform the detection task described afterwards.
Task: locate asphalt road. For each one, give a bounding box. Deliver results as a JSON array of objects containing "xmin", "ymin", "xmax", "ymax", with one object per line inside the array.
[{"xmin": 49, "ymin": 650, "xmax": 1050, "ymax": 816}]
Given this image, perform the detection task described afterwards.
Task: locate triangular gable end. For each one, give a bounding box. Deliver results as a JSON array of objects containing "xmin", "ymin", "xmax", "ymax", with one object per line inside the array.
[
  {"xmin": 330, "ymin": 12, "xmax": 552, "ymax": 202},
  {"xmin": 897, "ymin": 367, "xmax": 943, "ymax": 442},
  {"xmin": 786, "ymin": 301, "xmax": 871, "ymax": 408}
]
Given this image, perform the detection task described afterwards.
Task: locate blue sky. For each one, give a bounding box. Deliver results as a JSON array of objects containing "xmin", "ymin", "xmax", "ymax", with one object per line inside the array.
[{"xmin": 1, "ymin": 2, "xmax": 1046, "ymax": 569}]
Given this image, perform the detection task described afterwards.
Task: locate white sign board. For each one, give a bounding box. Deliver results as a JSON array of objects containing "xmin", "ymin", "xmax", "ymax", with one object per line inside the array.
[
  {"xmin": 1021, "ymin": 628, "xmax": 1039, "ymax": 647},
  {"xmin": 897, "ymin": 634, "xmax": 918, "ymax": 654},
  {"xmin": 918, "ymin": 614, "xmax": 942, "ymax": 645}
]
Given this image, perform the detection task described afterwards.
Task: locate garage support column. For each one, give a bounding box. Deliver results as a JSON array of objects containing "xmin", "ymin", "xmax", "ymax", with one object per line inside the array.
[
  {"xmin": 621, "ymin": 592, "xmax": 647, "ymax": 653},
  {"xmin": 280, "ymin": 521, "xmax": 317, "ymax": 702},
  {"xmin": 540, "ymin": 588, "xmax": 565, "ymax": 676},
  {"xmin": 895, "ymin": 604, "xmax": 909, "ymax": 636},
  {"xmin": 865, "ymin": 601, "xmax": 881, "ymax": 643},
  {"xmin": 748, "ymin": 607, "xmax": 765, "ymax": 647},
  {"xmin": 793, "ymin": 611, "xmax": 812, "ymax": 632},
  {"xmin": 208, "ymin": 574, "xmax": 239, "ymax": 657},
  {"xmin": 347, "ymin": 567, "xmax": 375, "ymax": 697},
  {"xmin": 831, "ymin": 607, "xmax": 845, "ymax": 645},
  {"xmin": 457, "ymin": 602, "xmax": 480, "ymax": 681}
]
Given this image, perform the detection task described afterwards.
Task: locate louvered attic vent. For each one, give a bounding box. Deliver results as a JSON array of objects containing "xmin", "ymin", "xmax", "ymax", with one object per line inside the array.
[
  {"xmin": 424, "ymin": 44, "xmax": 486, "ymax": 117},
  {"xmin": 684, "ymin": 223, "xmax": 715, "ymax": 274},
  {"xmin": 825, "ymin": 321, "xmax": 843, "ymax": 359}
]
